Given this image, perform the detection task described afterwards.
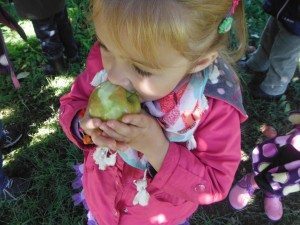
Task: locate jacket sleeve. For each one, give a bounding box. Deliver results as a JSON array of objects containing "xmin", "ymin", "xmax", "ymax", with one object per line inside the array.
[
  {"xmin": 59, "ymin": 42, "xmax": 102, "ymax": 150},
  {"xmin": 150, "ymin": 98, "xmax": 242, "ymax": 205}
]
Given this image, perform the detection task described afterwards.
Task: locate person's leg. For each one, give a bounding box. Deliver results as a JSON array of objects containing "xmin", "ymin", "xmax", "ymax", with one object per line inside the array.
[
  {"xmin": 246, "ymin": 17, "xmax": 279, "ymax": 72},
  {"xmin": 259, "ymin": 21, "xmax": 300, "ymax": 96},
  {"xmin": 54, "ymin": 7, "xmax": 78, "ymax": 61},
  {"xmin": 31, "ymin": 16, "xmax": 66, "ymax": 75}
]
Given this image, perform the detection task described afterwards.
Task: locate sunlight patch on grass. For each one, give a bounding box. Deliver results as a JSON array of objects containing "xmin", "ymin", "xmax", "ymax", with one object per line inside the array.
[
  {"xmin": 29, "ymin": 114, "xmax": 59, "ymax": 146},
  {"xmin": 0, "ymin": 107, "xmax": 15, "ymax": 118},
  {"xmin": 2, "ymin": 20, "xmax": 35, "ymax": 43},
  {"xmin": 46, "ymin": 76, "xmax": 75, "ymax": 96},
  {"xmin": 3, "ymin": 147, "xmax": 22, "ymax": 166}
]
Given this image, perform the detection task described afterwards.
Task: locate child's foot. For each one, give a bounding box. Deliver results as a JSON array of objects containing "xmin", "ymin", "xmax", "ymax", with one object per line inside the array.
[
  {"xmin": 264, "ymin": 192, "xmax": 283, "ymax": 221},
  {"xmin": 229, "ymin": 173, "xmax": 258, "ymax": 210}
]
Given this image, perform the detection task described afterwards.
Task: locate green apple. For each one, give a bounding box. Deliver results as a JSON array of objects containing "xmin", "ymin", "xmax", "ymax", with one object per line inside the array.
[{"xmin": 87, "ymin": 81, "xmax": 141, "ymax": 121}]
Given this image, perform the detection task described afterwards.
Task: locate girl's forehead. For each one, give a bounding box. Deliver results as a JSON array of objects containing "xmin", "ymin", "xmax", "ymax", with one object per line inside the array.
[
  {"xmin": 96, "ymin": 25, "xmax": 190, "ymax": 70},
  {"xmin": 92, "ymin": 0, "xmax": 190, "ymax": 69}
]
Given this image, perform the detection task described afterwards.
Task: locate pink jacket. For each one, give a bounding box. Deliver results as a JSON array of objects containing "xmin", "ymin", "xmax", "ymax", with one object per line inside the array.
[{"xmin": 59, "ymin": 43, "xmax": 246, "ymax": 225}]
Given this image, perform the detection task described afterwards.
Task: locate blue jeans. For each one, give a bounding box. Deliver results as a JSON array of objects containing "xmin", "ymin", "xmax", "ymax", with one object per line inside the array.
[{"xmin": 0, "ymin": 120, "xmax": 8, "ymax": 190}]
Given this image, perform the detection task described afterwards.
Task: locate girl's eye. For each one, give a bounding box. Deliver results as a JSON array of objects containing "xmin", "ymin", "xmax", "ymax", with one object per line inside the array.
[
  {"xmin": 133, "ymin": 65, "xmax": 152, "ymax": 77},
  {"xmin": 99, "ymin": 42, "xmax": 109, "ymax": 51}
]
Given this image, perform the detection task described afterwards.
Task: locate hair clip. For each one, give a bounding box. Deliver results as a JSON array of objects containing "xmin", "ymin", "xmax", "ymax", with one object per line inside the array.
[{"xmin": 218, "ymin": 0, "xmax": 241, "ymax": 34}]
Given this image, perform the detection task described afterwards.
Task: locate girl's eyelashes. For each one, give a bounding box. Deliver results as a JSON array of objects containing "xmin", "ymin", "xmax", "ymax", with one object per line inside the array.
[
  {"xmin": 99, "ymin": 41, "xmax": 109, "ymax": 51},
  {"xmin": 133, "ymin": 65, "xmax": 152, "ymax": 77},
  {"xmin": 97, "ymin": 37, "xmax": 152, "ymax": 77}
]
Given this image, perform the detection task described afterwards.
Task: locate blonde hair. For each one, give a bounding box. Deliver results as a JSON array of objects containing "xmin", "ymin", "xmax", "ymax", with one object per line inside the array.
[{"xmin": 91, "ymin": 0, "xmax": 247, "ymax": 69}]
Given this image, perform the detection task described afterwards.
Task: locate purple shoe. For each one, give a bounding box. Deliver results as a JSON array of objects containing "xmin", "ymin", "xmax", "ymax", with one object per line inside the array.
[
  {"xmin": 264, "ymin": 192, "xmax": 283, "ymax": 221},
  {"xmin": 229, "ymin": 173, "xmax": 258, "ymax": 210}
]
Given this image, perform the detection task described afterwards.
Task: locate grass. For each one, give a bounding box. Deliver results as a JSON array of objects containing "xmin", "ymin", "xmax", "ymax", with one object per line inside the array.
[{"xmin": 0, "ymin": 0, "xmax": 299, "ymax": 224}]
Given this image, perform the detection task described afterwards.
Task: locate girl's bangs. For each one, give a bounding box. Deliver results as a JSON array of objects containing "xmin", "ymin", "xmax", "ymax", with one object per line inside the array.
[{"xmin": 92, "ymin": 0, "xmax": 188, "ymax": 69}]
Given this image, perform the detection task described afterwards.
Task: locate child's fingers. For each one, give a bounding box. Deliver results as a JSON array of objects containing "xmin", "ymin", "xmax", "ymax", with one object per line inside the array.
[
  {"xmin": 80, "ymin": 117, "xmax": 102, "ymax": 130},
  {"xmin": 107, "ymin": 119, "xmax": 144, "ymax": 141},
  {"xmin": 100, "ymin": 123, "xmax": 128, "ymax": 142},
  {"xmin": 115, "ymin": 142, "xmax": 130, "ymax": 151},
  {"xmin": 106, "ymin": 120, "xmax": 132, "ymax": 138},
  {"xmin": 121, "ymin": 114, "xmax": 147, "ymax": 128},
  {"xmin": 90, "ymin": 130, "xmax": 117, "ymax": 149}
]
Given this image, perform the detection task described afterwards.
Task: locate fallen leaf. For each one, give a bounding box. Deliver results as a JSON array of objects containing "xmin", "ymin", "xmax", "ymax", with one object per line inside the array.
[{"xmin": 17, "ymin": 71, "xmax": 30, "ymax": 79}]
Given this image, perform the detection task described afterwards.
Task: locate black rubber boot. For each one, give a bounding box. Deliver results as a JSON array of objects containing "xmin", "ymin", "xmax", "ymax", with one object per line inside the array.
[{"xmin": 44, "ymin": 56, "xmax": 67, "ymax": 75}]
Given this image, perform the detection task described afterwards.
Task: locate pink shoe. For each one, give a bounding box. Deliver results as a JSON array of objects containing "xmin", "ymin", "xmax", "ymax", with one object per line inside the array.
[
  {"xmin": 264, "ymin": 192, "xmax": 283, "ymax": 221},
  {"xmin": 229, "ymin": 173, "xmax": 258, "ymax": 210}
]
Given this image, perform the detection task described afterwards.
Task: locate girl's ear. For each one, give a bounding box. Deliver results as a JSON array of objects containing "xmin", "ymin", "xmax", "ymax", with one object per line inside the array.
[{"xmin": 189, "ymin": 52, "xmax": 218, "ymax": 74}]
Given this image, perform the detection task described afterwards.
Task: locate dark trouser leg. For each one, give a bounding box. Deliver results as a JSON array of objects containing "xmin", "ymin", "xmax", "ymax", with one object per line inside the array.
[
  {"xmin": 246, "ymin": 17, "xmax": 279, "ymax": 73},
  {"xmin": 55, "ymin": 7, "xmax": 78, "ymax": 59},
  {"xmin": 0, "ymin": 37, "xmax": 9, "ymax": 74},
  {"xmin": 31, "ymin": 16, "xmax": 66, "ymax": 74},
  {"xmin": 31, "ymin": 16, "xmax": 63, "ymax": 60}
]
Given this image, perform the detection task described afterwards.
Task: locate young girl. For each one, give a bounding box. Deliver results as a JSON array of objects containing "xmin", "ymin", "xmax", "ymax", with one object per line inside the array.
[{"xmin": 60, "ymin": 0, "xmax": 247, "ymax": 224}]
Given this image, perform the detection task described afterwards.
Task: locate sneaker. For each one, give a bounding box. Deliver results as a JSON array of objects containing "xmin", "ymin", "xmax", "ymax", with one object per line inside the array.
[
  {"xmin": 67, "ymin": 53, "xmax": 80, "ymax": 63},
  {"xmin": 0, "ymin": 178, "xmax": 30, "ymax": 201},
  {"xmin": 236, "ymin": 60, "xmax": 253, "ymax": 74},
  {"xmin": 246, "ymin": 45, "xmax": 257, "ymax": 57},
  {"xmin": 250, "ymin": 86, "xmax": 282, "ymax": 101},
  {"xmin": 0, "ymin": 129, "xmax": 22, "ymax": 150},
  {"xmin": 44, "ymin": 56, "xmax": 67, "ymax": 76},
  {"xmin": 236, "ymin": 60, "xmax": 267, "ymax": 87},
  {"xmin": 229, "ymin": 173, "xmax": 259, "ymax": 210},
  {"xmin": 65, "ymin": 41, "xmax": 80, "ymax": 63},
  {"xmin": 264, "ymin": 192, "xmax": 283, "ymax": 221}
]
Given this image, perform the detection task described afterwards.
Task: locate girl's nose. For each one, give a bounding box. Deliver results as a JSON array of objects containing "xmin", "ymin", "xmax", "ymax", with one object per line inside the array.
[{"xmin": 107, "ymin": 66, "xmax": 133, "ymax": 91}]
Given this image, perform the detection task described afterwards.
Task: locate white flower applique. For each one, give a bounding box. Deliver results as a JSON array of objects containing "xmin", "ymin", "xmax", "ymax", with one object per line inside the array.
[
  {"xmin": 133, "ymin": 170, "xmax": 150, "ymax": 206},
  {"xmin": 93, "ymin": 147, "xmax": 116, "ymax": 171}
]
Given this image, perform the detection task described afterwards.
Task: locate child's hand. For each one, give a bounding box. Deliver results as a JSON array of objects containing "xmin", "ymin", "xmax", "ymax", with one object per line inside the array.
[
  {"xmin": 99, "ymin": 113, "xmax": 169, "ymax": 170},
  {"xmin": 79, "ymin": 111, "xmax": 123, "ymax": 149}
]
